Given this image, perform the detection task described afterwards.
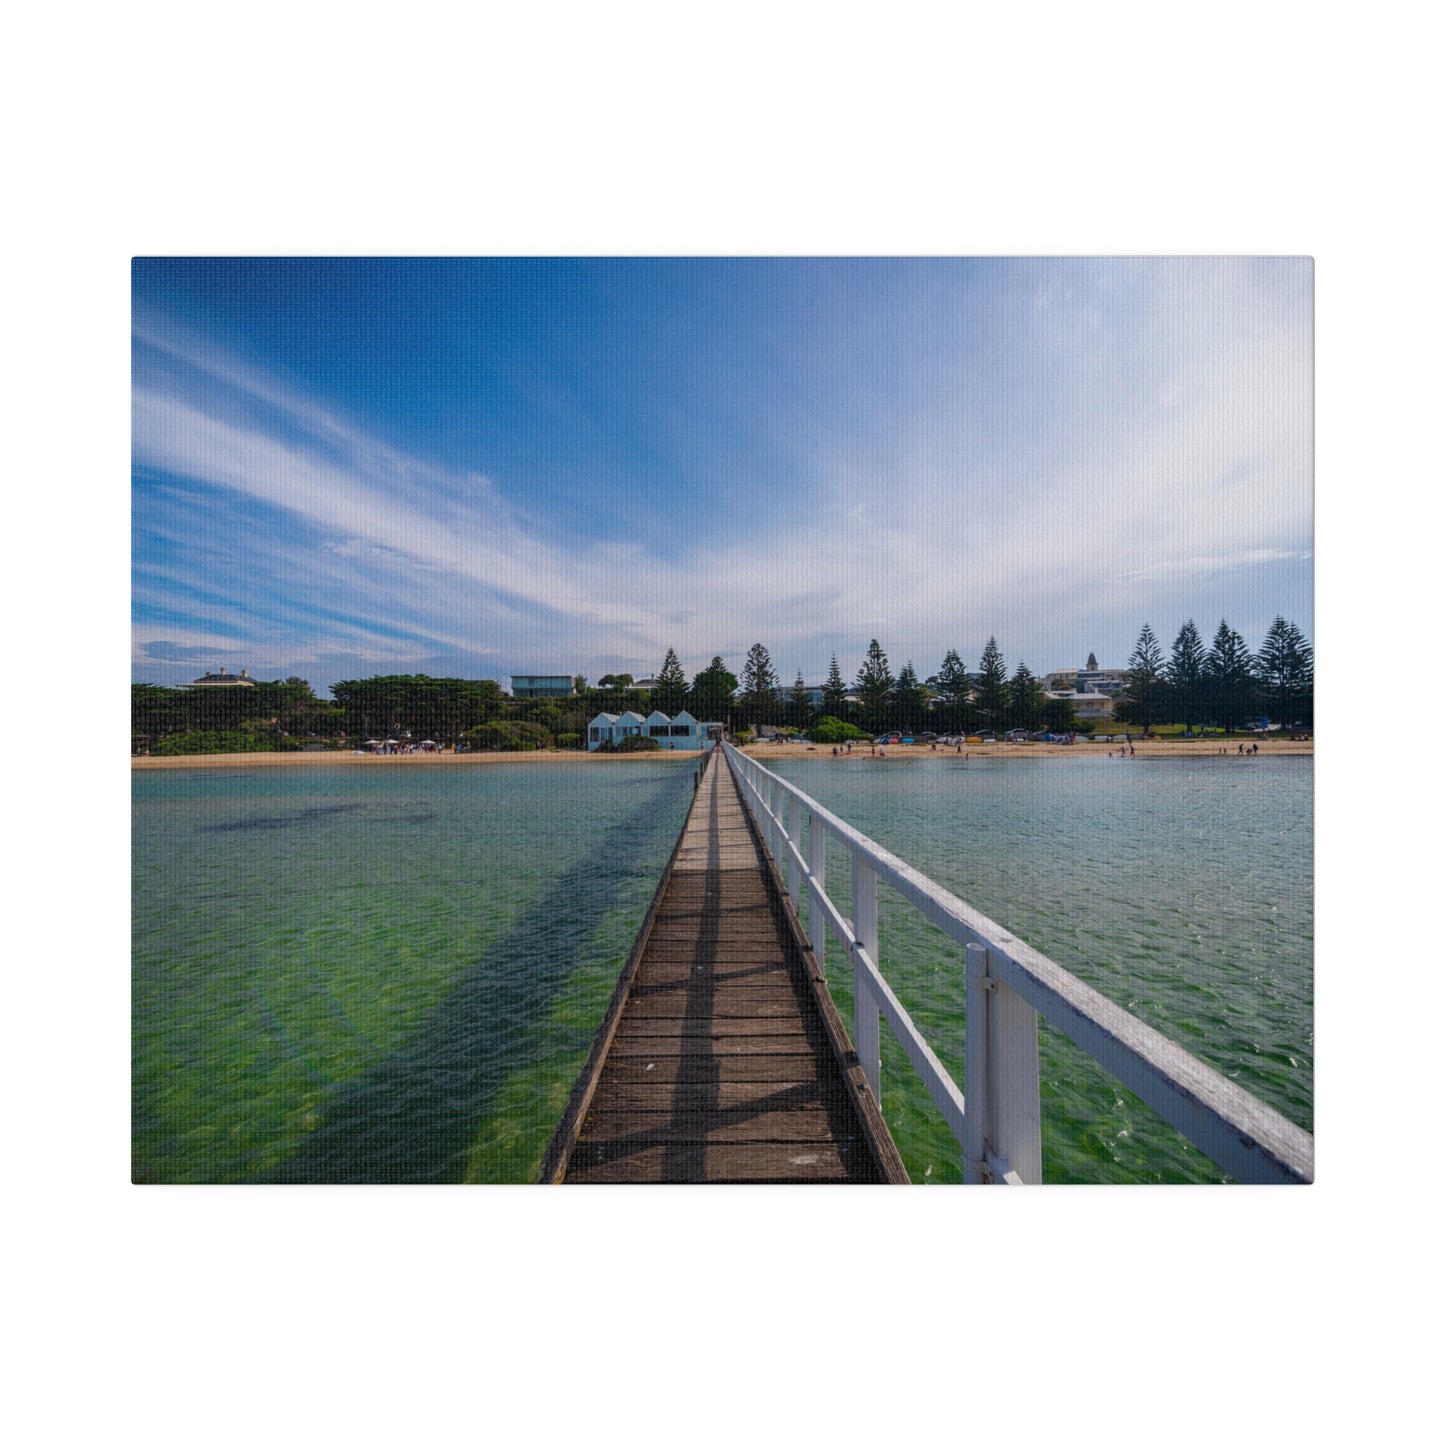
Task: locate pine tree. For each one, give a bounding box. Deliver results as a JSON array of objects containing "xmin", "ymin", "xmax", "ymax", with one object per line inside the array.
[
  {"xmin": 689, "ymin": 657, "xmax": 738, "ymax": 722},
  {"xmin": 935, "ymin": 648, "xmax": 970, "ymax": 705},
  {"xmin": 821, "ymin": 653, "xmax": 849, "ymax": 714},
  {"xmin": 1257, "ymin": 617, "xmax": 1313, "ymax": 725},
  {"xmin": 1117, "ymin": 623, "xmax": 1167, "ymax": 734},
  {"xmin": 974, "ymin": 637, "xmax": 1009, "ymax": 734},
  {"xmin": 738, "ymin": 642, "xmax": 781, "ymax": 729},
  {"xmin": 654, "ymin": 647, "xmax": 688, "ymax": 715},
  {"xmin": 1202, "ymin": 620, "xmax": 1255, "ymax": 730},
  {"xmin": 892, "ymin": 660, "xmax": 928, "ymax": 730},
  {"xmin": 1167, "ymin": 619, "xmax": 1206, "ymax": 731},
  {"xmin": 1007, "ymin": 662, "xmax": 1045, "ymax": 732},
  {"xmin": 933, "ymin": 647, "xmax": 971, "ymax": 732},
  {"xmin": 855, "ymin": 639, "xmax": 895, "ymax": 731},
  {"xmin": 787, "ymin": 670, "xmax": 812, "ymax": 729},
  {"xmin": 740, "ymin": 642, "xmax": 779, "ymax": 701}
]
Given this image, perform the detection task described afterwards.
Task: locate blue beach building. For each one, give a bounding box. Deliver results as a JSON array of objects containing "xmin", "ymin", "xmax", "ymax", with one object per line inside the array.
[
  {"xmin": 587, "ymin": 712, "xmax": 620, "ymax": 748},
  {"xmin": 587, "ymin": 708, "xmax": 723, "ymax": 750}
]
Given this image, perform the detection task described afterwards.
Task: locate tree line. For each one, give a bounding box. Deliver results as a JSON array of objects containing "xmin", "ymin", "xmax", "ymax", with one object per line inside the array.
[
  {"xmin": 669, "ymin": 616, "xmax": 1312, "ymax": 738},
  {"xmin": 131, "ymin": 616, "xmax": 1311, "ymax": 754},
  {"xmin": 1113, "ymin": 617, "xmax": 1313, "ymax": 734}
]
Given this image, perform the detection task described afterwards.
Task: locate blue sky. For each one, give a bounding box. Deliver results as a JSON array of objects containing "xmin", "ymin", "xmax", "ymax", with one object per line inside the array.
[{"xmin": 132, "ymin": 257, "xmax": 1313, "ymax": 695}]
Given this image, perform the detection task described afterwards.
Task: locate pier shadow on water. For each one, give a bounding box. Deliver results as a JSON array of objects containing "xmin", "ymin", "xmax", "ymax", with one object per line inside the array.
[{"xmin": 263, "ymin": 770, "xmax": 691, "ymax": 1184}]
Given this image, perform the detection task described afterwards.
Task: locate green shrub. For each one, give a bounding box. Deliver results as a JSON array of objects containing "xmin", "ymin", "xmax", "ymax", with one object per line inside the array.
[
  {"xmin": 595, "ymin": 738, "xmax": 616, "ymax": 753},
  {"xmin": 808, "ymin": 715, "xmax": 869, "ymax": 744},
  {"xmin": 555, "ymin": 732, "xmax": 584, "ymax": 750},
  {"xmin": 463, "ymin": 720, "xmax": 555, "ymax": 752},
  {"xmin": 617, "ymin": 734, "xmax": 661, "ymax": 752},
  {"xmin": 149, "ymin": 730, "xmax": 278, "ymax": 756}
]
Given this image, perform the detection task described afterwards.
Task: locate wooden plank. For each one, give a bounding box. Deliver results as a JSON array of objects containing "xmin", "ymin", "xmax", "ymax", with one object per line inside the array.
[
  {"xmin": 618, "ymin": 1013, "xmax": 825, "ymax": 1036},
  {"xmin": 577, "ymin": 1106, "xmax": 867, "ymax": 1145},
  {"xmin": 608, "ymin": 1034, "xmax": 825, "ymax": 1056},
  {"xmin": 594, "ymin": 1055, "xmax": 838, "ymax": 1085},
  {"xmin": 563, "ymin": 1140, "xmax": 881, "ymax": 1183},
  {"xmin": 632, "ymin": 976, "xmax": 814, "ymax": 999},
  {"xmin": 632, "ymin": 960, "xmax": 798, "ymax": 985},
  {"xmin": 624, "ymin": 989, "xmax": 812, "ymax": 1019},
  {"xmin": 616, "ymin": 1018, "xmax": 826, "ymax": 1041},
  {"xmin": 640, "ymin": 939, "xmax": 788, "ymax": 956},
  {"xmin": 586, "ymin": 1080, "xmax": 852, "ymax": 1110}
]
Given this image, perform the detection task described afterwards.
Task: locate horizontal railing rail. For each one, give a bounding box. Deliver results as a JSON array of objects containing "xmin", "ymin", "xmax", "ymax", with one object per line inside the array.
[{"xmin": 722, "ymin": 742, "xmax": 1313, "ymax": 1184}]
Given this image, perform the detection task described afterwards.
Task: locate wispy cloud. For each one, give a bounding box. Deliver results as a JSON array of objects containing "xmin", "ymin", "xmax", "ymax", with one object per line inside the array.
[{"xmin": 132, "ymin": 260, "xmax": 1312, "ymax": 691}]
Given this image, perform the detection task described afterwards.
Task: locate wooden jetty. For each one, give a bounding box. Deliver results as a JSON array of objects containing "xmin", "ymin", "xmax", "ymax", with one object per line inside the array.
[{"xmin": 539, "ymin": 750, "xmax": 908, "ymax": 1183}]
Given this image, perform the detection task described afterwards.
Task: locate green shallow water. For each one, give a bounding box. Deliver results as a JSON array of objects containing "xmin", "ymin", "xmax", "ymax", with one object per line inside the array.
[
  {"xmin": 132, "ymin": 760, "xmax": 697, "ymax": 1183},
  {"xmin": 134, "ymin": 752, "xmax": 1311, "ymax": 1185},
  {"xmin": 768, "ymin": 752, "xmax": 1313, "ymax": 1184}
]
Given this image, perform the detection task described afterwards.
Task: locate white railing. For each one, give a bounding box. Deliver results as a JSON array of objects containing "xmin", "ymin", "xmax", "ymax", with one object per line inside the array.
[{"xmin": 722, "ymin": 743, "xmax": 1313, "ymax": 1184}]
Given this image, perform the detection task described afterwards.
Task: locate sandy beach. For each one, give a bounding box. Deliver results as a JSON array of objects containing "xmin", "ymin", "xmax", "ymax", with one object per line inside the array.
[
  {"xmin": 741, "ymin": 737, "xmax": 1314, "ymax": 761},
  {"xmin": 132, "ymin": 736, "xmax": 1312, "ymax": 769}
]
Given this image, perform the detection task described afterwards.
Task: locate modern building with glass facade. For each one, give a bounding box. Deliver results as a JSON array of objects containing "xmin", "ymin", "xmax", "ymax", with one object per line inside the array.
[{"xmin": 509, "ymin": 675, "xmax": 575, "ymax": 699}]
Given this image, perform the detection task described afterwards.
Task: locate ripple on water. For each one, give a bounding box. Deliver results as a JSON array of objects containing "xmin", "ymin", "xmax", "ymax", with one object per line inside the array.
[
  {"xmin": 133, "ymin": 759, "xmax": 697, "ymax": 1183},
  {"xmin": 772, "ymin": 754, "xmax": 1311, "ymax": 1184}
]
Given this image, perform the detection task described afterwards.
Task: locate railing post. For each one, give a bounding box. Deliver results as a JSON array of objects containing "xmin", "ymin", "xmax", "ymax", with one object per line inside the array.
[
  {"xmin": 807, "ymin": 809, "xmax": 826, "ymax": 970},
  {"xmin": 963, "ymin": 942, "xmax": 991, "ymax": 1183},
  {"xmin": 991, "ymin": 975, "xmax": 1042, "ymax": 1185},
  {"xmin": 785, "ymin": 792, "xmax": 801, "ymax": 913},
  {"xmin": 963, "ymin": 943, "xmax": 1042, "ymax": 1184},
  {"xmin": 852, "ymin": 854, "xmax": 881, "ymax": 1103},
  {"xmin": 774, "ymin": 784, "xmax": 787, "ymax": 887}
]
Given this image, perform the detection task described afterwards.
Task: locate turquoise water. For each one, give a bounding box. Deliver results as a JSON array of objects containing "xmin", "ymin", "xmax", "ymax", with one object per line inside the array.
[
  {"xmin": 769, "ymin": 753, "xmax": 1313, "ymax": 1183},
  {"xmin": 132, "ymin": 761, "xmax": 696, "ymax": 1183},
  {"xmin": 133, "ymin": 753, "xmax": 1311, "ymax": 1185}
]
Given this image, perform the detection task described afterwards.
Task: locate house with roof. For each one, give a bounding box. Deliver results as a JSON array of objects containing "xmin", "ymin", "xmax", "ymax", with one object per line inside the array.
[
  {"xmin": 1045, "ymin": 689, "xmax": 1115, "ymax": 721},
  {"xmin": 614, "ymin": 710, "xmax": 647, "ymax": 741},
  {"xmin": 587, "ymin": 708, "xmax": 723, "ymax": 750},
  {"xmin": 1045, "ymin": 652, "xmax": 1127, "ymax": 698},
  {"xmin": 184, "ymin": 667, "xmax": 255, "ymax": 688},
  {"xmin": 587, "ymin": 712, "xmax": 620, "ymax": 748}
]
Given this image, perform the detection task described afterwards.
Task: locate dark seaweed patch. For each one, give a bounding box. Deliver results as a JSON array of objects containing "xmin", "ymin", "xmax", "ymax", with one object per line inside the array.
[{"xmin": 202, "ymin": 803, "xmax": 366, "ymax": 833}]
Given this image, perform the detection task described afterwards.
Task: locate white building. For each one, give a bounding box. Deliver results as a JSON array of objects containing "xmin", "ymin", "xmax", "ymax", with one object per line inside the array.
[
  {"xmin": 587, "ymin": 708, "xmax": 723, "ymax": 750},
  {"xmin": 1045, "ymin": 690, "xmax": 1116, "ymax": 721},
  {"xmin": 1045, "ymin": 651, "xmax": 1127, "ymax": 698},
  {"xmin": 587, "ymin": 712, "xmax": 620, "ymax": 747}
]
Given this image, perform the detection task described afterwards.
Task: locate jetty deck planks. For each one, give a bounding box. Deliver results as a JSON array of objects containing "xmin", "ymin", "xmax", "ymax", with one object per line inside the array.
[{"xmin": 540, "ymin": 751, "xmax": 908, "ymax": 1184}]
